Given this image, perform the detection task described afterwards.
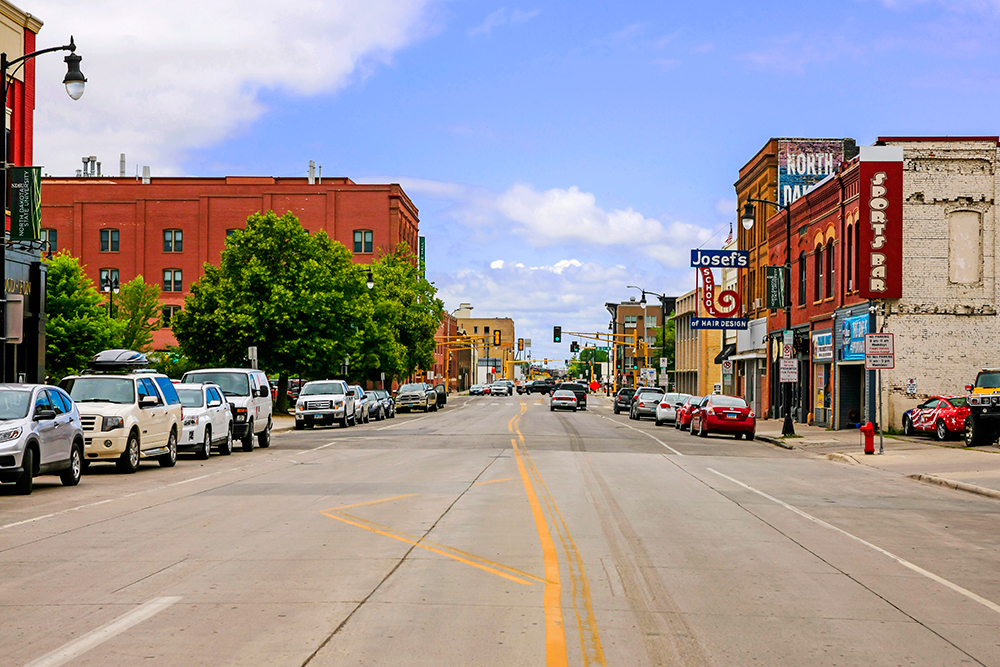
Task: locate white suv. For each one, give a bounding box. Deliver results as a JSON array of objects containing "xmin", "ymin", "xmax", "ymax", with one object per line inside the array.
[
  {"xmin": 181, "ymin": 369, "xmax": 272, "ymax": 452},
  {"xmin": 61, "ymin": 368, "xmax": 183, "ymax": 473},
  {"xmin": 294, "ymin": 380, "xmax": 356, "ymax": 429}
]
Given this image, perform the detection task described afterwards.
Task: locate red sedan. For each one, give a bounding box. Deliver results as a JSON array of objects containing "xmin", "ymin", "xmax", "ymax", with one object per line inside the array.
[
  {"xmin": 674, "ymin": 396, "xmax": 704, "ymax": 431},
  {"xmin": 902, "ymin": 395, "xmax": 970, "ymax": 441},
  {"xmin": 689, "ymin": 395, "xmax": 756, "ymax": 440}
]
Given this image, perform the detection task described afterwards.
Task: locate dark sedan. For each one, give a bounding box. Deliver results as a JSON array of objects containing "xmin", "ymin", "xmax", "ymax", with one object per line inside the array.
[{"xmin": 614, "ymin": 388, "xmax": 636, "ymax": 414}]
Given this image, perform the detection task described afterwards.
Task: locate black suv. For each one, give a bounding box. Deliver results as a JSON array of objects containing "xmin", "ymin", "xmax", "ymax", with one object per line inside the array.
[
  {"xmin": 527, "ymin": 379, "xmax": 556, "ymax": 395},
  {"xmin": 614, "ymin": 388, "xmax": 636, "ymax": 414},
  {"xmin": 555, "ymin": 382, "xmax": 587, "ymax": 410}
]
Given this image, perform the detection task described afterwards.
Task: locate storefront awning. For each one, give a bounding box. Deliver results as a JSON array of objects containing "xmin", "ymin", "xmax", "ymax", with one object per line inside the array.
[
  {"xmin": 729, "ymin": 351, "xmax": 767, "ymax": 361},
  {"xmin": 714, "ymin": 343, "xmax": 737, "ymax": 364}
]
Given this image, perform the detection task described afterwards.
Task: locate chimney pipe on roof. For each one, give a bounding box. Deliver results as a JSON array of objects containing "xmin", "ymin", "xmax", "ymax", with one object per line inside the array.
[
  {"xmin": 318, "ymin": 165, "xmax": 322, "ymax": 184},
  {"xmin": 96, "ymin": 162, "xmax": 101, "ymax": 177},
  {"xmin": 120, "ymin": 153, "xmax": 126, "ymax": 177},
  {"xmin": 142, "ymin": 166, "xmax": 151, "ymax": 184},
  {"xmin": 308, "ymin": 160, "xmax": 316, "ymax": 185},
  {"xmin": 81, "ymin": 157, "xmax": 89, "ymax": 176},
  {"xmin": 75, "ymin": 169, "xmax": 82, "ymax": 177}
]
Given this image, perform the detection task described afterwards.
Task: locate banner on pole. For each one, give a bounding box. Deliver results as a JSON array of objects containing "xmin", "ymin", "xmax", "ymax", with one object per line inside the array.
[
  {"xmin": 10, "ymin": 166, "xmax": 41, "ymax": 242},
  {"xmin": 765, "ymin": 266, "xmax": 786, "ymax": 310}
]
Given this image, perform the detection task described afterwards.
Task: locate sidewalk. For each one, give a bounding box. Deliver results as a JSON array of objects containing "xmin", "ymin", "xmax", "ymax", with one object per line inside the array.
[{"xmin": 755, "ymin": 419, "xmax": 1000, "ymax": 500}]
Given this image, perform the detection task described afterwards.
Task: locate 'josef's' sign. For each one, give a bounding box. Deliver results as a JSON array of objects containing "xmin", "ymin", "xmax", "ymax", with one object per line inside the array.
[{"xmin": 690, "ymin": 249, "xmax": 750, "ymax": 268}]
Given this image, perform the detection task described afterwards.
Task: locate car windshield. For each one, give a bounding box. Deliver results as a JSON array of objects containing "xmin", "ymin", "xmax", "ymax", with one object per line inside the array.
[
  {"xmin": 176, "ymin": 388, "xmax": 204, "ymax": 408},
  {"xmin": 664, "ymin": 393, "xmax": 689, "ymax": 404},
  {"xmin": 636, "ymin": 392, "xmax": 661, "ymax": 401},
  {"xmin": 619, "ymin": 389, "xmax": 635, "ymax": 397},
  {"xmin": 399, "ymin": 384, "xmax": 424, "ymax": 392},
  {"xmin": 975, "ymin": 372, "xmax": 1000, "ymax": 389},
  {"xmin": 63, "ymin": 377, "xmax": 135, "ymax": 404},
  {"xmin": 301, "ymin": 382, "xmax": 345, "ymax": 396},
  {"xmin": 712, "ymin": 396, "xmax": 748, "ymax": 408},
  {"xmin": 183, "ymin": 372, "xmax": 250, "ymax": 397},
  {"xmin": 948, "ymin": 397, "xmax": 968, "ymax": 407},
  {"xmin": 0, "ymin": 389, "xmax": 31, "ymax": 419}
]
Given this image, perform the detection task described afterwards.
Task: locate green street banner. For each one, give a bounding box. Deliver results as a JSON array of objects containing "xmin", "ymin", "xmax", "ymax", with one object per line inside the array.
[
  {"xmin": 419, "ymin": 236, "xmax": 426, "ymax": 279},
  {"xmin": 765, "ymin": 265, "xmax": 786, "ymax": 310},
  {"xmin": 10, "ymin": 166, "xmax": 41, "ymax": 242}
]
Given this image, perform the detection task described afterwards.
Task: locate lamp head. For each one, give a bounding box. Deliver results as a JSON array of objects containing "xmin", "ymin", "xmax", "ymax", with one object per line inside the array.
[
  {"xmin": 741, "ymin": 202, "xmax": 755, "ymax": 230},
  {"xmin": 365, "ymin": 269, "xmax": 374, "ymax": 290},
  {"xmin": 639, "ymin": 293, "xmax": 647, "ymax": 310},
  {"xmin": 63, "ymin": 37, "xmax": 86, "ymax": 101}
]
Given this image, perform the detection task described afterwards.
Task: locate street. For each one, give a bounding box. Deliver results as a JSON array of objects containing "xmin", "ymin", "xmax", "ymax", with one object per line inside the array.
[{"xmin": 3, "ymin": 396, "xmax": 1000, "ymax": 667}]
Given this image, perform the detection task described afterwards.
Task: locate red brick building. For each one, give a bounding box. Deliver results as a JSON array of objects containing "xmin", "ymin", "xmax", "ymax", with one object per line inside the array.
[{"xmin": 40, "ymin": 176, "xmax": 420, "ymax": 348}]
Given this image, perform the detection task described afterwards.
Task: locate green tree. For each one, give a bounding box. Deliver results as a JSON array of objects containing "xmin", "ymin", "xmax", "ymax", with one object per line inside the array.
[
  {"xmin": 114, "ymin": 276, "xmax": 162, "ymax": 352},
  {"xmin": 45, "ymin": 252, "xmax": 119, "ymax": 380},
  {"xmin": 654, "ymin": 314, "xmax": 676, "ymax": 383},
  {"xmin": 172, "ymin": 211, "xmax": 370, "ymax": 412},
  {"xmin": 147, "ymin": 346, "xmax": 200, "ymax": 379}
]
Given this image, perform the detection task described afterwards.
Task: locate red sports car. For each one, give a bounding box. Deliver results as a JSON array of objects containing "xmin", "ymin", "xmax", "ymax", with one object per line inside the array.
[
  {"xmin": 674, "ymin": 396, "xmax": 704, "ymax": 431},
  {"xmin": 689, "ymin": 394, "xmax": 756, "ymax": 440},
  {"xmin": 902, "ymin": 395, "xmax": 970, "ymax": 441}
]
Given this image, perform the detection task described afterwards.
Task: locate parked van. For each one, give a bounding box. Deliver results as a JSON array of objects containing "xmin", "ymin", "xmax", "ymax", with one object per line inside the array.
[{"xmin": 181, "ymin": 369, "xmax": 272, "ymax": 451}]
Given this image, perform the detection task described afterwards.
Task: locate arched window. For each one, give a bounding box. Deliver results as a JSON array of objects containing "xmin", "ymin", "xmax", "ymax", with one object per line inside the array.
[
  {"xmin": 855, "ymin": 224, "xmax": 860, "ymax": 291},
  {"xmin": 825, "ymin": 240, "xmax": 835, "ymax": 299},
  {"xmin": 846, "ymin": 224, "xmax": 853, "ymax": 293},
  {"xmin": 798, "ymin": 252, "xmax": 806, "ymax": 306},
  {"xmin": 814, "ymin": 244, "xmax": 823, "ymax": 302}
]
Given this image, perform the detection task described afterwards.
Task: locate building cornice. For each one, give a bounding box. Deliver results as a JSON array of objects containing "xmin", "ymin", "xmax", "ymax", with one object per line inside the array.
[{"xmin": 0, "ymin": 2, "xmax": 43, "ymax": 33}]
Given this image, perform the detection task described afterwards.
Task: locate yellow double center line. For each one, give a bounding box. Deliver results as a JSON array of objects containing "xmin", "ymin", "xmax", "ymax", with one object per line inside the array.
[{"xmin": 509, "ymin": 402, "xmax": 605, "ymax": 667}]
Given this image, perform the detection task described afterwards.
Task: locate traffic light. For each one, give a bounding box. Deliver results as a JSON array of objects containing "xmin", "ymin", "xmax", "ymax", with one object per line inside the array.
[
  {"xmin": 570, "ymin": 341, "xmax": 579, "ymax": 353},
  {"xmin": 517, "ymin": 338, "xmax": 524, "ymax": 351},
  {"xmin": 553, "ymin": 326, "xmax": 561, "ymax": 343},
  {"xmin": 493, "ymin": 330, "xmax": 501, "ymax": 346}
]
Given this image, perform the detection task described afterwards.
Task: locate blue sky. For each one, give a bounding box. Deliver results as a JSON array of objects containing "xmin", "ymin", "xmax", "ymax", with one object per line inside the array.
[{"xmin": 30, "ymin": 0, "xmax": 1000, "ymax": 364}]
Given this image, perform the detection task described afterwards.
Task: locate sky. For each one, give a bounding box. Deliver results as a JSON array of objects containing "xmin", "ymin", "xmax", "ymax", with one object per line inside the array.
[{"xmin": 27, "ymin": 0, "xmax": 1000, "ymax": 365}]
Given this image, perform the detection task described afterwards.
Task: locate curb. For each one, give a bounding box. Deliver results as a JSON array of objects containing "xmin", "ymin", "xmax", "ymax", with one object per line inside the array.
[
  {"xmin": 907, "ymin": 473, "xmax": 1000, "ymax": 501},
  {"xmin": 756, "ymin": 434, "xmax": 794, "ymax": 450},
  {"xmin": 824, "ymin": 452, "xmax": 860, "ymax": 465}
]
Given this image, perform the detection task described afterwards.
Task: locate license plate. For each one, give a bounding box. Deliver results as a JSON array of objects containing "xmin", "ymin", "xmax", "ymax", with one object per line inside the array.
[
  {"xmin": 725, "ymin": 413, "xmax": 738, "ymax": 420},
  {"xmin": 314, "ymin": 414, "xmax": 324, "ymax": 419}
]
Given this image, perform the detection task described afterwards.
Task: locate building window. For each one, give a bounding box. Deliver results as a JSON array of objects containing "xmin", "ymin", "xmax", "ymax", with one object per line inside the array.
[
  {"xmin": 353, "ymin": 230, "xmax": 373, "ymax": 253},
  {"xmin": 647, "ymin": 315, "xmax": 656, "ymax": 327},
  {"xmin": 798, "ymin": 252, "xmax": 806, "ymax": 306},
  {"xmin": 825, "ymin": 240, "xmax": 835, "ymax": 299},
  {"xmin": 948, "ymin": 210, "xmax": 982, "ymax": 284},
  {"xmin": 100, "ymin": 229, "xmax": 120, "ymax": 252},
  {"xmin": 226, "ymin": 228, "xmax": 240, "ymax": 237},
  {"xmin": 845, "ymin": 224, "xmax": 853, "ymax": 293},
  {"xmin": 814, "ymin": 245, "xmax": 823, "ymax": 302},
  {"xmin": 162, "ymin": 305, "xmax": 181, "ymax": 328},
  {"xmin": 624, "ymin": 315, "xmax": 637, "ymax": 327},
  {"xmin": 99, "ymin": 268, "xmax": 120, "ymax": 290},
  {"xmin": 854, "ymin": 224, "xmax": 860, "ymax": 291},
  {"xmin": 473, "ymin": 326, "xmax": 478, "ymax": 334},
  {"xmin": 163, "ymin": 229, "xmax": 183, "ymax": 253},
  {"xmin": 163, "ymin": 269, "xmax": 182, "ymax": 292},
  {"xmin": 484, "ymin": 326, "xmax": 490, "ymax": 335},
  {"xmin": 41, "ymin": 228, "xmax": 57, "ymax": 253}
]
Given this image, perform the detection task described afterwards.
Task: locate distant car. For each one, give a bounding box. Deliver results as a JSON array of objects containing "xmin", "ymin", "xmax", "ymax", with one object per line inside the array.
[
  {"xmin": 489, "ymin": 382, "xmax": 510, "ymax": 397},
  {"xmin": 352, "ymin": 385, "xmax": 372, "ymax": 423},
  {"xmin": 689, "ymin": 394, "xmax": 755, "ymax": 440},
  {"xmin": 395, "ymin": 383, "xmax": 437, "ymax": 412},
  {"xmin": 655, "ymin": 392, "xmax": 691, "ymax": 426},
  {"xmin": 176, "ymin": 382, "xmax": 234, "ymax": 457},
  {"xmin": 550, "ymin": 389, "xmax": 579, "ymax": 412},
  {"xmin": 361, "ymin": 389, "xmax": 385, "ymax": 421},
  {"xmin": 674, "ymin": 395, "xmax": 704, "ymax": 431},
  {"xmin": 370, "ymin": 389, "xmax": 395, "ymax": 419},
  {"xmin": 613, "ymin": 388, "xmax": 636, "ymax": 414},
  {"xmin": 555, "ymin": 382, "xmax": 587, "ymax": 410},
  {"xmin": 0, "ymin": 385, "xmax": 85, "ymax": 495},
  {"xmin": 469, "ymin": 384, "xmax": 485, "ymax": 396},
  {"xmin": 903, "ymin": 395, "xmax": 970, "ymax": 441},
  {"xmin": 526, "ymin": 379, "xmax": 556, "ymax": 395},
  {"xmin": 630, "ymin": 390, "xmax": 664, "ymax": 421}
]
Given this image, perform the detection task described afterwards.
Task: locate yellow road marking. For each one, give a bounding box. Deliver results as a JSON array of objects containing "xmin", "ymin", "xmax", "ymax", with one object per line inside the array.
[
  {"xmin": 327, "ymin": 494, "xmax": 419, "ymax": 511},
  {"xmin": 509, "ymin": 404, "xmax": 568, "ymax": 667},
  {"xmin": 473, "ymin": 477, "xmax": 514, "ymax": 486}
]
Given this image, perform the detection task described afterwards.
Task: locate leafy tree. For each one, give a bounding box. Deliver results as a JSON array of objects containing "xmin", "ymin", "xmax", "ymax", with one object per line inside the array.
[
  {"xmin": 45, "ymin": 252, "xmax": 119, "ymax": 380},
  {"xmin": 654, "ymin": 314, "xmax": 676, "ymax": 382},
  {"xmin": 147, "ymin": 347, "xmax": 200, "ymax": 379},
  {"xmin": 114, "ymin": 276, "xmax": 161, "ymax": 352}
]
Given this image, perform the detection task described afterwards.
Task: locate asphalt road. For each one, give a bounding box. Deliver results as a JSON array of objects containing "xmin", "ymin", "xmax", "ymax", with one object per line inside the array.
[{"xmin": 2, "ymin": 395, "xmax": 1000, "ymax": 666}]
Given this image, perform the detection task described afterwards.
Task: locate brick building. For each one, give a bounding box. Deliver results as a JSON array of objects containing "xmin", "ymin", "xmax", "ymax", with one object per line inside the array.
[
  {"xmin": 453, "ymin": 303, "xmax": 516, "ymax": 385},
  {"xmin": 433, "ymin": 312, "xmax": 471, "ymax": 392},
  {"xmin": 39, "ymin": 175, "xmax": 420, "ymax": 348},
  {"xmin": 671, "ymin": 289, "xmax": 721, "ymax": 396},
  {"xmin": 607, "ymin": 297, "xmax": 666, "ymax": 389}
]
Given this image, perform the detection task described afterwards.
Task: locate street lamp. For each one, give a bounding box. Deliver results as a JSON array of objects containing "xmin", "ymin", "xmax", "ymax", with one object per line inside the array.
[
  {"xmin": 741, "ymin": 198, "xmax": 795, "ymax": 436},
  {"xmin": 102, "ymin": 274, "xmax": 120, "ymax": 317},
  {"xmin": 366, "ymin": 269, "xmax": 374, "ymax": 290},
  {"xmin": 0, "ymin": 36, "xmax": 86, "ymax": 383}
]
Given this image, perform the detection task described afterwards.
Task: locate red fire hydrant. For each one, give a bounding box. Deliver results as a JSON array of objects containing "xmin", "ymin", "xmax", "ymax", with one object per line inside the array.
[{"xmin": 860, "ymin": 421, "xmax": 875, "ymax": 455}]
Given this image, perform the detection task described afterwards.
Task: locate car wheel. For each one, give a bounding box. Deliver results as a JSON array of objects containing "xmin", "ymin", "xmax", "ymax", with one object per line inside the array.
[
  {"xmin": 15, "ymin": 447, "xmax": 34, "ymax": 495},
  {"xmin": 117, "ymin": 432, "xmax": 141, "ymax": 473},
  {"xmin": 242, "ymin": 421, "xmax": 255, "ymax": 452},
  {"xmin": 60, "ymin": 444, "xmax": 83, "ymax": 486},
  {"xmin": 550, "ymin": 406, "xmax": 555, "ymax": 411},
  {"xmin": 295, "ymin": 421, "xmax": 304, "ymax": 431},
  {"xmin": 699, "ymin": 420, "xmax": 708, "ymax": 438},
  {"xmin": 573, "ymin": 407, "xmax": 578, "ymax": 412},
  {"xmin": 613, "ymin": 405, "xmax": 620, "ymax": 414},
  {"xmin": 935, "ymin": 420, "xmax": 948, "ymax": 442},
  {"xmin": 655, "ymin": 419, "xmax": 663, "ymax": 426},
  {"xmin": 258, "ymin": 420, "xmax": 271, "ymax": 448},
  {"xmin": 734, "ymin": 432, "xmax": 743, "ymax": 440},
  {"xmin": 746, "ymin": 432, "xmax": 755, "ymax": 441},
  {"xmin": 903, "ymin": 416, "xmax": 915, "ymax": 437},
  {"xmin": 197, "ymin": 426, "xmax": 212, "ymax": 460},
  {"xmin": 159, "ymin": 430, "xmax": 178, "ymax": 467},
  {"xmin": 218, "ymin": 425, "xmax": 233, "ymax": 456}
]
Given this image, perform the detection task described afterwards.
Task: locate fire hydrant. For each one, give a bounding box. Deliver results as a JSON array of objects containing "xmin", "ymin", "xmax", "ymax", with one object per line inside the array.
[{"xmin": 860, "ymin": 421, "xmax": 875, "ymax": 455}]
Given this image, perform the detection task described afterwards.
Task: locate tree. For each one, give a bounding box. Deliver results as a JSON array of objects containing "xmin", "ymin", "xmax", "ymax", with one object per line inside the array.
[
  {"xmin": 45, "ymin": 252, "xmax": 119, "ymax": 380},
  {"xmin": 114, "ymin": 276, "xmax": 162, "ymax": 352},
  {"xmin": 147, "ymin": 347, "xmax": 200, "ymax": 379},
  {"xmin": 172, "ymin": 211, "xmax": 370, "ymax": 413}
]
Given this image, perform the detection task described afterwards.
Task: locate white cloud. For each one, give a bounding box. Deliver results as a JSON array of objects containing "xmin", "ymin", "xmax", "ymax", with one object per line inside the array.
[
  {"xmin": 30, "ymin": 1, "xmax": 440, "ymax": 175},
  {"xmin": 468, "ymin": 8, "xmax": 540, "ymax": 37}
]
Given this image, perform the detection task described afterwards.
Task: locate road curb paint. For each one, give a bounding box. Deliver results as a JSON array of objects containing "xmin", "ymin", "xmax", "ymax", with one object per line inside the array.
[{"xmin": 907, "ymin": 473, "xmax": 1000, "ymax": 501}]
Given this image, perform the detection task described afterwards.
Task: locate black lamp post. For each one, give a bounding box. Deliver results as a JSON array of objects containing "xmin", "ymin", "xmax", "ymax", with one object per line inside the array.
[
  {"xmin": 366, "ymin": 269, "xmax": 374, "ymax": 290},
  {"xmin": 0, "ymin": 37, "xmax": 86, "ymax": 383},
  {"xmin": 627, "ymin": 285, "xmax": 672, "ymax": 389},
  {"xmin": 102, "ymin": 274, "xmax": 120, "ymax": 317},
  {"xmin": 741, "ymin": 198, "xmax": 795, "ymax": 436}
]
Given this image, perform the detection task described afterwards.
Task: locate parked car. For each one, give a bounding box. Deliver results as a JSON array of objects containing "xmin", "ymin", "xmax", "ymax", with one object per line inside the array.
[
  {"xmin": 549, "ymin": 389, "xmax": 579, "ymax": 412},
  {"xmin": 62, "ymin": 350, "xmax": 183, "ymax": 473},
  {"xmin": 434, "ymin": 384, "xmax": 447, "ymax": 409},
  {"xmin": 0, "ymin": 384, "xmax": 85, "ymax": 494},
  {"xmin": 176, "ymin": 382, "xmax": 233, "ymax": 458},
  {"xmin": 655, "ymin": 392, "xmax": 692, "ymax": 426},
  {"xmin": 630, "ymin": 390, "xmax": 664, "ymax": 421},
  {"xmin": 182, "ymin": 368, "xmax": 272, "ymax": 452},
  {"xmin": 490, "ymin": 381, "xmax": 510, "ymax": 396},
  {"xmin": 674, "ymin": 395, "xmax": 704, "ymax": 431},
  {"xmin": 903, "ymin": 395, "xmax": 970, "ymax": 441},
  {"xmin": 555, "ymin": 382, "xmax": 588, "ymax": 410},
  {"xmin": 294, "ymin": 380, "xmax": 356, "ymax": 429},
  {"xmin": 350, "ymin": 385, "xmax": 373, "ymax": 423},
  {"xmin": 689, "ymin": 394, "xmax": 756, "ymax": 440},
  {"xmin": 370, "ymin": 389, "xmax": 395, "ymax": 419},
  {"xmin": 395, "ymin": 383, "xmax": 437, "ymax": 412},
  {"xmin": 469, "ymin": 384, "xmax": 485, "ymax": 396},
  {"xmin": 614, "ymin": 388, "xmax": 636, "ymax": 414},
  {"xmin": 360, "ymin": 388, "xmax": 384, "ymax": 421}
]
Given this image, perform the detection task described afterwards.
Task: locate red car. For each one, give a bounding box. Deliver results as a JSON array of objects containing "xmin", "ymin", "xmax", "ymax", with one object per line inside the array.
[
  {"xmin": 689, "ymin": 394, "xmax": 756, "ymax": 440},
  {"xmin": 674, "ymin": 395, "xmax": 704, "ymax": 431},
  {"xmin": 903, "ymin": 395, "xmax": 970, "ymax": 441}
]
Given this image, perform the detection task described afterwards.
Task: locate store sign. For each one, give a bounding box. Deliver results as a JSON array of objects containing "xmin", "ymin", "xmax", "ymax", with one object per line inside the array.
[
  {"xmin": 812, "ymin": 331, "xmax": 833, "ymax": 362},
  {"xmin": 779, "ymin": 358, "xmax": 798, "ymax": 383},
  {"xmin": 765, "ymin": 266, "xmax": 786, "ymax": 309},
  {"xmin": 841, "ymin": 314, "xmax": 868, "ymax": 361},
  {"xmin": 10, "ymin": 166, "xmax": 41, "ymax": 242},
  {"xmin": 777, "ymin": 139, "xmax": 845, "ymax": 207},
  {"xmin": 419, "ymin": 236, "xmax": 426, "ymax": 279},
  {"xmin": 690, "ymin": 249, "xmax": 750, "ymax": 268},
  {"xmin": 858, "ymin": 146, "xmax": 904, "ymax": 299},
  {"xmin": 691, "ymin": 317, "xmax": 749, "ymax": 330}
]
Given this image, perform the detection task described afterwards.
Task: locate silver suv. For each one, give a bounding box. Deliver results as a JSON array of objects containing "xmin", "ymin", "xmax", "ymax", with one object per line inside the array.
[{"xmin": 0, "ymin": 385, "xmax": 85, "ymax": 495}]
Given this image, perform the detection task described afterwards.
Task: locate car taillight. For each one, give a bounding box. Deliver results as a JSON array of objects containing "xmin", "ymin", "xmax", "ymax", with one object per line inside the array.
[
  {"xmin": 748, "ymin": 411, "xmax": 755, "ymax": 418},
  {"xmin": 660, "ymin": 403, "xmax": 668, "ymax": 408},
  {"xmin": 638, "ymin": 402, "xmax": 645, "ymax": 408}
]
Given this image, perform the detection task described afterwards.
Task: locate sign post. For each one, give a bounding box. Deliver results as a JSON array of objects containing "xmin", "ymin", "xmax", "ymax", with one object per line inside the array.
[
  {"xmin": 865, "ymin": 333, "xmax": 894, "ymax": 455},
  {"xmin": 248, "ymin": 346, "xmax": 258, "ymax": 370}
]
